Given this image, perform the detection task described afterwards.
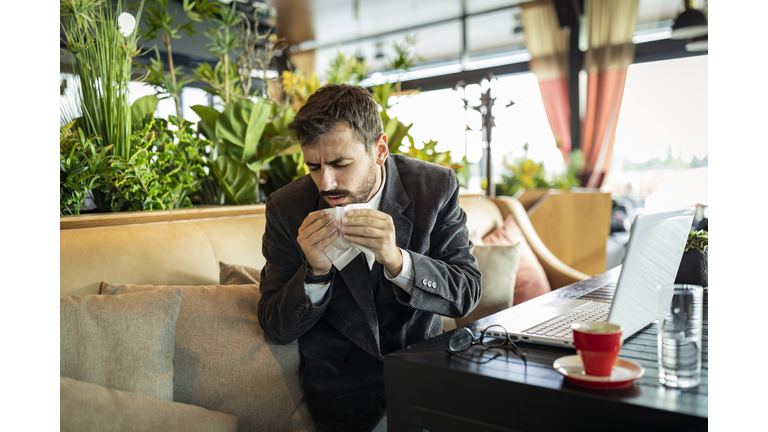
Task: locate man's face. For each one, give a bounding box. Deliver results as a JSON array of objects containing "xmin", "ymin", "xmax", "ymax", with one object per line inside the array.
[{"xmin": 303, "ymin": 123, "xmax": 387, "ymax": 207}]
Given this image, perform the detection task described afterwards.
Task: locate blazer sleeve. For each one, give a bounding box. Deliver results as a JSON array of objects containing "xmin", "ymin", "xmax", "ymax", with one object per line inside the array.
[
  {"xmin": 393, "ymin": 174, "xmax": 482, "ymax": 319},
  {"xmin": 257, "ymin": 196, "xmax": 331, "ymax": 345}
]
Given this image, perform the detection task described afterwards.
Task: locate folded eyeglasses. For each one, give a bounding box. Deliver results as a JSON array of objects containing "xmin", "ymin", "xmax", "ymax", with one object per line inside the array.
[{"xmin": 446, "ymin": 324, "xmax": 527, "ymax": 365}]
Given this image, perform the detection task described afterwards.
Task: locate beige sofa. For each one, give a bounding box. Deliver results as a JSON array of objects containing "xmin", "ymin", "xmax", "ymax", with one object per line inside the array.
[{"xmin": 60, "ymin": 196, "xmax": 589, "ymax": 431}]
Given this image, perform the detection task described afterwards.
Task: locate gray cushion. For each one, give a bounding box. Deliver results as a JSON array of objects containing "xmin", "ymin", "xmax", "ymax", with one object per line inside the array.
[
  {"xmin": 60, "ymin": 289, "xmax": 182, "ymax": 401},
  {"xmin": 60, "ymin": 376, "xmax": 238, "ymax": 432},
  {"xmin": 100, "ymin": 281, "xmax": 314, "ymax": 432},
  {"xmin": 456, "ymin": 244, "xmax": 521, "ymax": 327}
]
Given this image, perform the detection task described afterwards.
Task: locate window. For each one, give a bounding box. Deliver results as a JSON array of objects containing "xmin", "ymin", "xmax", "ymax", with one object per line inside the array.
[
  {"xmin": 386, "ymin": 71, "xmax": 565, "ymax": 193},
  {"xmin": 605, "ymin": 55, "xmax": 708, "ymax": 213}
]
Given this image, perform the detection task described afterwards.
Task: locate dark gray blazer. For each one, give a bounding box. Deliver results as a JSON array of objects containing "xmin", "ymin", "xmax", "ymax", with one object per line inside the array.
[{"xmin": 258, "ymin": 154, "xmax": 481, "ymax": 432}]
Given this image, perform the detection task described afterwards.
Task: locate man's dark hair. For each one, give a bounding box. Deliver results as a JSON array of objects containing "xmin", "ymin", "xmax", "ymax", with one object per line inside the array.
[{"xmin": 287, "ymin": 83, "xmax": 383, "ymax": 153}]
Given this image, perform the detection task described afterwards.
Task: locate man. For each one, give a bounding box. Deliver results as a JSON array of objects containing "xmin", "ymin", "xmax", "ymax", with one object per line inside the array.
[{"xmin": 258, "ymin": 83, "xmax": 481, "ymax": 432}]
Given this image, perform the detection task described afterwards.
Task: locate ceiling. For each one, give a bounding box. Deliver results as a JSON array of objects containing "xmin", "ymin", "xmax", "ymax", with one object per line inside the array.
[
  {"xmin": 268, "ymin": 0, "xmax": 698, "ymax": 81},
  {"xmin": 62, "ymin": 0, "xmax": 705, "ymax": 87},
  {"xmin": 273, "ymin": 0, "xmax": 686, "ymax": 49}
]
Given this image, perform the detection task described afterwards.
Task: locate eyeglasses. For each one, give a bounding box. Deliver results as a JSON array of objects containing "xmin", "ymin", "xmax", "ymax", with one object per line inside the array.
[{"xmin": 446, "ymin": 325, "xmax": 527, "ymax": 365}]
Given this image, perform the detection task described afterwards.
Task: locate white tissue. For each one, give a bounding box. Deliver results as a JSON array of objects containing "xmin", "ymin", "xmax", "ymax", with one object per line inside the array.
[{"xmin": 323, "ymin": 204, "xmax": 377, "ymax": 270}]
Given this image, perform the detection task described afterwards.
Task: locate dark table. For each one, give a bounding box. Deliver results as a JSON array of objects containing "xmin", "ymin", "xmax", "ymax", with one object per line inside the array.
[{"xmin": 384, "ymin": 267, "xmax": 708, "ymax": 431}]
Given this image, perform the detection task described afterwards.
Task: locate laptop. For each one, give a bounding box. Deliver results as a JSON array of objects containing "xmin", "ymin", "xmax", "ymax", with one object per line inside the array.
[{"xmin": 477, "ymin": 206, "xmax": 695, "ymax": 348}]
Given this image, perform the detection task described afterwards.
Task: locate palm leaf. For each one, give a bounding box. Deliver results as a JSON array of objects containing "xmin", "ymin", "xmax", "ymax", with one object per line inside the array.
[
  {"xmin": 211, "ymin": 155, "xmax": 258, "ymax": 205},
  {"xmin": 215, "ymin": 98, "xmax": 270, "ymax": 162}
]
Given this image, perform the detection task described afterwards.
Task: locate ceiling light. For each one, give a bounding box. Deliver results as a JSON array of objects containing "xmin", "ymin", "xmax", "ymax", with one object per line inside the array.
[
  {"xmin": 466, "ymin": 50, "xmax": 531, "ymax": 71},
  {"xmin": 371, "ymin": 72, "xmax": 385, "ymax": 85},
  {"xmin": 685, "ymin": 35, "xmax": 708, "ymax": 52},
  {"xmin": 118, "ymin": 12, "xmax": 136, "ymax": 37},
  {"xmin": 297, "ymin": 40, "xmax": 317, "ymax": 51},
  {"xmin": 671, "ymin": 2, "xmax": 708, "ymax": 40},
  {"xmin": 632, "ymin": 30, "xmax": 672, "ymax": 44}
]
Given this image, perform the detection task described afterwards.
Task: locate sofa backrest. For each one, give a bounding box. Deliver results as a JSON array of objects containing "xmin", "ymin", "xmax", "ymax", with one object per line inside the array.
[
  {"xmin": 60, "ymin": 213, "xmax": 267, "ymax": 296},
  {"xmin": 459, "ymin": 196, "xmax": 505, "ymax": 240},
  {"xmin": 61, "ymin": 199, "xmax": 508, "ymax": 296}
]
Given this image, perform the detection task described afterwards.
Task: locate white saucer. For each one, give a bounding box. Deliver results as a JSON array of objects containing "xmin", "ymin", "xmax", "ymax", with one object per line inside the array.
[{"xmin": 553, "ymin": 355, "xmax": 645, "ymax": 389}]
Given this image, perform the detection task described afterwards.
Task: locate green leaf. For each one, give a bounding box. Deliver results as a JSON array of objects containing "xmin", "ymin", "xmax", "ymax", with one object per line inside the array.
[
  {"xmin": 190, "ymin": 104, "xmax": 221, "ymax": 145},
  {"xmin": 130, "ymin": 94, "xmax": 160, "ymax": 131},
  {"xmin": 67, "ymin": 166, "xmax": 89, "ymax": 178},
  {"xmin": 381, "ymin": 112, "xmax": 398, "ymax": 146},
  {"xmin": 215, "ymin": 98, "xmax": 271, "ymax": 162},
  {"xmin": 271, "ymin": 106, "xmax": 296, "ymax": 136},
  {"xmin": 422, "ymin": 140, "xmax": 438, "ymax": 152},
  {"xmin": 384, "ymin": 115, "xmax": 413, "ymax": 154},
  {"xmin": 211, "ymin": 155, "xmax": 258, "ymax": 205},
  {"xmin": 248, "ymin": 136, "xmax": 301, "ymax": 172},
  {"xmin": 373, "ymin": 83, "xmax": 395, "ymax": 112}
]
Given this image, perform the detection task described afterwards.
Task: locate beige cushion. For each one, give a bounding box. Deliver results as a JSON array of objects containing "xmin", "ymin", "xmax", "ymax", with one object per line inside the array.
[
  {"xmin": 100, "ymin": 281, "xmax": 314, "ymax": 432},
  {"xmin": 455, "ymin": 244, "xmax": 521, "ymax": 328},
  {"xmin": 61, "ymin": 376, "xmax": 237, "ymax": 432},
  {"xmin": 483, "ymin": 215, "xmax": 552, "ymax": 304},
  {"xmin": 60, "ymin": 289, "xmax": 182, "ymax": 401}
]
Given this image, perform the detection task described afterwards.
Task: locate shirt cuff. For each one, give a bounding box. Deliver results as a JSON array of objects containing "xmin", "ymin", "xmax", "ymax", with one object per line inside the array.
[
  {"xmin": 305, "ymin": 282, "xmax": 331, "ymax": 305},
  {"xmin": 384, "ymin": 248, "xmax": 414, "ymax": 293}
]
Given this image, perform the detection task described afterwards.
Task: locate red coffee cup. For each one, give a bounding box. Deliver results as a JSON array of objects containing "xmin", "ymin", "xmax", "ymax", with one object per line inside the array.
[{"xmin": 571, "ymin": 322, "xmax": 623, "ymax": 377}]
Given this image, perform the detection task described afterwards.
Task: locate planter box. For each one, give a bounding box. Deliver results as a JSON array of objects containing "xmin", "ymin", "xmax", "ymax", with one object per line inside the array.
[{"xmin": 60, "ymin": 205, "xmax": 266, "ymax": 230}]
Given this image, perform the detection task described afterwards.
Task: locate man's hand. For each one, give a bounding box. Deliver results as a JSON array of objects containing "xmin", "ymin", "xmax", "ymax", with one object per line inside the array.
[
  {"xmin": 341, "ymin": 209, "xmax": 403, "ymax": 276},
  {"xmin": 297, "ymin": 210, "xmax": 339, "ymax": 275}
]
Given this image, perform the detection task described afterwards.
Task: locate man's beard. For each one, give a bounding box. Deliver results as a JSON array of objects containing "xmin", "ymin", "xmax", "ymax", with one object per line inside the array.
[{"xmin": 321, "ymin": 163, "xmax": 380, "ymax": 206}]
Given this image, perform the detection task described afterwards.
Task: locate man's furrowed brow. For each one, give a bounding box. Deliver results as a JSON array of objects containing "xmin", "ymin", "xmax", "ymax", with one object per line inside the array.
[{"xmin": 307, "ymin": 157, "xmax": 353, "ymax": 166}]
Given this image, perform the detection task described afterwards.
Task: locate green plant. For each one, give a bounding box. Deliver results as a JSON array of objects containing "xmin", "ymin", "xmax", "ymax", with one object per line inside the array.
[
  {"xmin": 60, "ymin": 0, "xmax": 145, "ymax": 160},
  {"xmin": 194, "ymin": 2, "xmax": 285, "ymax": 105},
  {"xmin": 260, "ymin": 151, "xmax": 309, "ymax": 198},
  {"xmin": 193, "ymin": 1, "xmax": 241, "ymax": 104},
  {"xmin": 233, "ymin": 6, "xmax": 284, "ymax": 101},
  {"xmin": 495, "ymin": 145, "xmax": 583, "ymax": 197},
  {"xmin": 281, "ymin": 70, "xmax": 322, "ymax": 112},
  {"xmin": 60, "ymin": 122, "xmax": 117, "ymax": 215},
  {"xmin": 325, "ymin": 52, "xmax": 367, "ymax": 85},
  {"xmin": 190, "ymin": 98, "xmax": 300, "ymax": 204},
  {"xmin": 403, "ymin": 140, "xmax": 467, "ymax": 182},
  {"xmin": 107, "ymin": 114, "xmax": 208, "ymax": 211},
  {"xmin": 134, "ymin": 0, "xmax": 218, "ymax": 121},
  {"xmin": 372, "ymin": 78, "xmax": 467, "ymax": 187},
  {"xmin": 188, "ymin": 4, "xmax": 299, "ymax": 204},
  {"xmin": 257, "ymin": 103, "xmax": 307, "ymax": 197},
  {"xmin": 387, "ymin": 34, "xmax": 424, "ymax": 94},
  {"xmin": 685, "ymin": 230, "xmax": 708, "ymax": 253}
]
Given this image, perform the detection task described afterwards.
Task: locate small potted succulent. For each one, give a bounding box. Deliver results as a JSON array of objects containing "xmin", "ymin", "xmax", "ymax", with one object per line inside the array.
[{"xmin": 675, "ymin": 230, "xmax": 708, "ymax": 287}]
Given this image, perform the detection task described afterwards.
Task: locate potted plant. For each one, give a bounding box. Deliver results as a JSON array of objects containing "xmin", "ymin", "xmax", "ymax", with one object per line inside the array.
[
  {"xmin": 494, "ymin": 144, "xmax": 583, "ymax": 198},
  {"xmin": 60, "ymin": 0, "xmax": 214, "ymax": 215},
  {"xmin": 675, "ymin": 230, "xmax": 708, "ymax": 287}
]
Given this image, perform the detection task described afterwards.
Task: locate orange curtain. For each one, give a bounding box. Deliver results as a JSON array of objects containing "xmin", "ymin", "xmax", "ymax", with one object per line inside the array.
[
  {"xmin": 580, "ymin": 0, "xmax": 638, "ymax": 188},
  {"xmin": 521, "ymin": 0, "xmax": 571, "ymax": 162}
]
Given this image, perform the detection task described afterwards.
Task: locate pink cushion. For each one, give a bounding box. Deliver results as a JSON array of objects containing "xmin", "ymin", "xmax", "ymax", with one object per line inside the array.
[{"xmin": 482, "ymin": 215, "xmax": 551, "ymax": 304}]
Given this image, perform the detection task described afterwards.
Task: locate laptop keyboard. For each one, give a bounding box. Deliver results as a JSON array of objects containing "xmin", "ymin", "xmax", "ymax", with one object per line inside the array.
[{"xmin": 523, "ymin": 302, "xmax": 611, "ymax": 339}]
